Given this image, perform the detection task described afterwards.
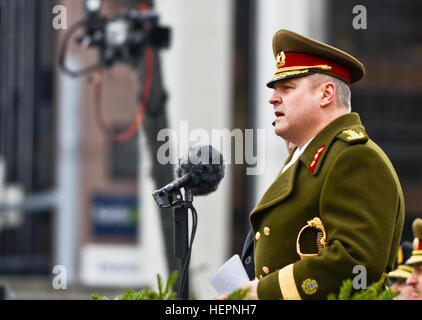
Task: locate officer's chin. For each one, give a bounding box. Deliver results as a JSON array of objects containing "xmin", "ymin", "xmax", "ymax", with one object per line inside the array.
[{"xmin": 273, "ymin": 124, "xmax": 285, "ymax": 138}]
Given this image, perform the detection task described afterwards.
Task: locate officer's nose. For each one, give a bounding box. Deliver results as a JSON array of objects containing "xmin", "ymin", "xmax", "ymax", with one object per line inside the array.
[
  {"xmin": 269, "ymin": 90, "xmax": 281, "ymax": 105},
  {"xmin": 406, "ymin": 270, "xmax": 419, "ymax": 286}
]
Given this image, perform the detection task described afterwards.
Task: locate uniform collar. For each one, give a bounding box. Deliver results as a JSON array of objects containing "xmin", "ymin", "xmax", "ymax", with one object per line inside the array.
[
  {"xmin": 250, "ymin": 113, "xmax": 366, "ymax": 217},
  {"xmin": 299, "ymin": 112, "xmax": 366, "ymax": 176},
  {"xmin": 281, "ymin": 136, "xmax": 314, "ymax": 174}
]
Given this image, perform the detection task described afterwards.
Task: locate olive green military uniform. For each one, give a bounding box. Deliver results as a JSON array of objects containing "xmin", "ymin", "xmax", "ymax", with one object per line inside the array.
[
  {"xmin": 251, "ymin": 29, "xmax": 405, "ymax": 300},
  {"xmin": 251, "ymin": 112, "xmax": 405, "ymax": 300}
]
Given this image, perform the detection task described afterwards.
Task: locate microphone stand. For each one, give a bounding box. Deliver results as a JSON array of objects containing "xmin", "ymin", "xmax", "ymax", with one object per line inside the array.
[
  {"xmin": 152, "ymin": 183, "xmax": 199, "ymax": 299},
  {"xmin": 173, "ymin": 188, "xmax": 194, "ymax": 300}
]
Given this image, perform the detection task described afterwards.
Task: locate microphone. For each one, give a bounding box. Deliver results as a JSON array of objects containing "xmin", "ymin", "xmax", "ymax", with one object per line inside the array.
[
  {"xmin": 152, "ymin": 145, "xmax": 225, "ymax": 207},
  {"xmin": 176, "ymin": 144, "xmax": 225, "ymax": 196}
]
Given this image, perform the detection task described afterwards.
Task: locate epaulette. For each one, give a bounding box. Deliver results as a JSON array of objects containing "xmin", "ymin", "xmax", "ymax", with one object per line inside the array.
[{"xmin": 336, "ymin": 128, "xmax": 369, "ymax": 145}]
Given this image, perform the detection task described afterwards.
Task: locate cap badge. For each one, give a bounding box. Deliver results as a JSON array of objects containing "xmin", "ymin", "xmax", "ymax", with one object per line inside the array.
[
  {"xmin": 413, "ymin": 237, "xmax": 421, "ymax": 250},
  {"xmin": 276, "ymin": 51, "xmax": 286, "ymax": 68}
]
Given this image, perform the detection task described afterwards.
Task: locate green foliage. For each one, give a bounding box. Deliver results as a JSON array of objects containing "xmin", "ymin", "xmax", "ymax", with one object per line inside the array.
[
  {"xmin": 327, "ymin": 278, "xmax": 400, "ymax": 300},
  {"xmin": 92, "ymin": 272, "xmax": 399, "ymax": 301},
  {"xmin": 91, "ymin": 293, "xmax": 109, "ymax": 300},
  {"xmin": 91, "ymin": 270, "xmax": 178, "ymax": 300},
  {"xmin": 222, "ymin": 287, "xmax": 257, "ymax": 300}
]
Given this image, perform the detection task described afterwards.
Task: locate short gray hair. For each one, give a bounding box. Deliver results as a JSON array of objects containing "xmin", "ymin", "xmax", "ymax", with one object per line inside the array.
[{"xmin": 309, "ymin": 73, "xmax": 351, "ymax": 112}]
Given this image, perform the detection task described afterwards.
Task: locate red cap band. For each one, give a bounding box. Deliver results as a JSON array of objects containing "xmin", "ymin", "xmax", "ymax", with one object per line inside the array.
[{"xmin": 279, "ymin": 53, "xmax": 351, "ymax": 84}]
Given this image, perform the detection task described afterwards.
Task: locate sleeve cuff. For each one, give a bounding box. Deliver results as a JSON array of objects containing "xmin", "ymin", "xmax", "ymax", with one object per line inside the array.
[
  {"xmin": 257, "ymin": 263, "xmax": 302, "ymax": 300},
  {"xmin": 278, "ymin": 263, "xmax": 302, "ymax": 300},
  {"xmin": 257, "ymin": 270, "xmax": 283, "ymax": 300}
]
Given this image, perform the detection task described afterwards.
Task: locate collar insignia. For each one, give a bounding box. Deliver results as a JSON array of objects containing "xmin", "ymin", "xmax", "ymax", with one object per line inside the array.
[{"xmin": 308, "ymin": 145, "xmax": 325, "ymax": 173}]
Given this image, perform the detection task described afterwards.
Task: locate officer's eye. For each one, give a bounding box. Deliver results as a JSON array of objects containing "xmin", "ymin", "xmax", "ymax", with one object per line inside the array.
[{"xmin": 282, "ymin": 85, "xmax": 294, "ymax": 91}]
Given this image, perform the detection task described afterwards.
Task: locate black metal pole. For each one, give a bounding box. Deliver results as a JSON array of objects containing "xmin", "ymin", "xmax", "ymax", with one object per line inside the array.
[{"xmin": 173, "ymin": 203, "xmax": 189, "ymax": 299}]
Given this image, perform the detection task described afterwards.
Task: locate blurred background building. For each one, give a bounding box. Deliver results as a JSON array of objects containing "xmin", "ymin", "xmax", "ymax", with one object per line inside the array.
[{"xmin": 0, "ymin": 0, "xmax": 420, "ymax": 299}]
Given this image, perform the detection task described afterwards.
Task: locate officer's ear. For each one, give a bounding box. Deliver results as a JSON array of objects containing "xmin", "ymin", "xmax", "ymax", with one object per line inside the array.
[{"xmin": 319, "ymin": 81, "xmax": 336, "ymax": 108}]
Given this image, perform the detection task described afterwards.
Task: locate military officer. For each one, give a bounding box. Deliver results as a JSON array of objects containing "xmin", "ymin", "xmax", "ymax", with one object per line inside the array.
[
  {"xmin": 404, "ymin": 218, "xmax": 422, "ymax": 299},
  {"xmin": 388, "ymin": 241, "xmax": 413, "ymax": 299},
  {"xmin": 243, "ymin": 29, "xmax": 405, "ymax": 300}
]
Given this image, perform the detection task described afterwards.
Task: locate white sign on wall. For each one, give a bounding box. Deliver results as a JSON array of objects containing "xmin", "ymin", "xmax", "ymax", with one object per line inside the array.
[{"xmin": 80, "ymin": 244, "xmax": 149, "ymax": 287}]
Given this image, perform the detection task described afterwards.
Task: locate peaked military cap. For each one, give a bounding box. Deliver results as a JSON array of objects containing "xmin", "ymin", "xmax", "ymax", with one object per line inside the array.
[
  {"xmin": 406, "ymin": 218, "xmax": 422, "ymax": 266},
  {"xmin": 267, "ymin": 29, "xmax": 366, "ymax": 88},
  {"xmin": 388, "ymin": 241, "xmax": 413, "ymax": 280}
]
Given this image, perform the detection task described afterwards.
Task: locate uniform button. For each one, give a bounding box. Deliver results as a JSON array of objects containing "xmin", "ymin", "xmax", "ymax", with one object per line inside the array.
[
  {"xmin": 263, "ymin": 227, "xmax": 271, "ymax": 236},
  {"xmin": 255, "ymin": 232, "xmax": 261, "ymax": 240},
  {"xmin": 244, "ymin": 256, "xmax": 252, "ymax": 265},
  {"xmin": 263, "ymin": 266, "xmax": 270, "ymax": 274},
  {"xmin": 259, "ymin": 275, "xmax": 263, "ymax": 280}
]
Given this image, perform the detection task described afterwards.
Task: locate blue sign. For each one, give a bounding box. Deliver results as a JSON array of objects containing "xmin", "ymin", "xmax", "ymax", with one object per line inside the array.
[{"xmin": 92, "ymin": 194, "xmax": 138, "ymax": 236}]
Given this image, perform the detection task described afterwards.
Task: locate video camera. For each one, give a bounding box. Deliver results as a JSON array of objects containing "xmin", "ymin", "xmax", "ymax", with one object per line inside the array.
[{"xmin": 59, "ymin": 0, "xmax": 171, "ymax": 77}]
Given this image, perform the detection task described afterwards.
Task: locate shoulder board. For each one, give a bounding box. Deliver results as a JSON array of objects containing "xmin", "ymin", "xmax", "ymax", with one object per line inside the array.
[{"xmin": 336, "ymin": 129, "xmax": 369, "ymax": 145}]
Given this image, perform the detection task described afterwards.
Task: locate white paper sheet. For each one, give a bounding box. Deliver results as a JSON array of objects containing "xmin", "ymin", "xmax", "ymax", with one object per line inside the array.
[{"xmin": 209, "ymin": 254, "xmax": 250, "ymax": 296}]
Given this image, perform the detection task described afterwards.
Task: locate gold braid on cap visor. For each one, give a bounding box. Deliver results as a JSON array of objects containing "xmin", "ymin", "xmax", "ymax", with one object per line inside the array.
[{"xmin": 271, "ymin": 65, "xmax": 332, "ymax": 81}]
